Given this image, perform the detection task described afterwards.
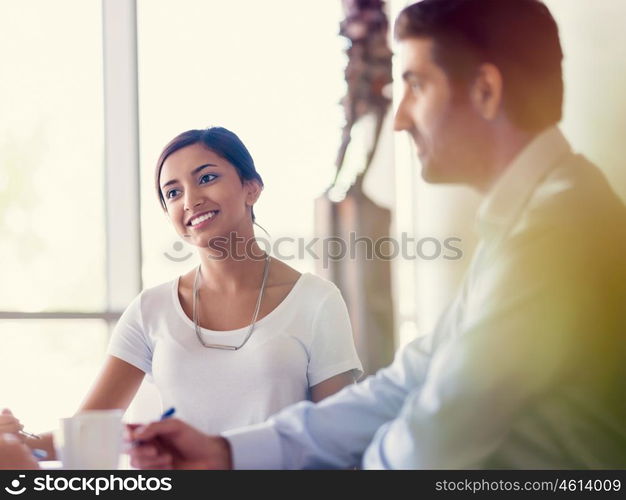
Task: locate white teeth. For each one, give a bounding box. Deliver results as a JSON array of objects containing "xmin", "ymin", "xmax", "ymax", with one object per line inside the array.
[{"xmin": 190, "ymin": 211, "xmax": 216, "ymax": 226}]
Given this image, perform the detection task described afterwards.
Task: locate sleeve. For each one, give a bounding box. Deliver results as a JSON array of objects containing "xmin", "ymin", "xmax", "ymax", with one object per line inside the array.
[
  {"xmin": 306, "ymin": 286, "xmax": 363, "ymax": 386},
  {"xmin": 223, "ymin": 332, "xmax": 434, "ymax": 469},
  {"xmin": 363, "ymin": 220, "xmax": 607, "ymax": 469},
  {"xmin": 106, "ymin": 292, "xmax": 153, "ymax": 375}
]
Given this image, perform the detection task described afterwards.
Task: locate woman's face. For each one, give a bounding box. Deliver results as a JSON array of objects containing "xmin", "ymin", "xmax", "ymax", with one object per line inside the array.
[{"xmin": 159, "ymin": 143, "xmax": 261, "ymax": 248}]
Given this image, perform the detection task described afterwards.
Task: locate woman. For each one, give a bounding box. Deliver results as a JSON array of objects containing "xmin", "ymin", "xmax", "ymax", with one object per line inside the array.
[
  {"xmin": 0, "ymin": 433, "xmax": 38, "ymax": 470},
  {"xmin": 15, "ymin": 127, "xmax": 362, "ymax": 459}
]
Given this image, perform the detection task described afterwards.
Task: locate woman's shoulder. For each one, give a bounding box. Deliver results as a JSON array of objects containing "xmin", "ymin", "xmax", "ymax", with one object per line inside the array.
[
  {"xmin": 267, "ymin": 258, "xmax": 301, "ymax": 285},
  {"xmin": 128, "ymin": 275, "xmax": 181, "ymax": 312},
  {"xmin": 270, "ymin": 259, "xmax": 340, "ymax": 302},
  {"xmin": 298, "ymin": 272, "xmax": 341, "ymax": 298}
]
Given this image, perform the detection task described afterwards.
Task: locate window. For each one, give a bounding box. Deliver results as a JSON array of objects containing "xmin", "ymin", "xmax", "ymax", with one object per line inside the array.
[
  {"xmin": 137, "ymin": 0, "xmax": 346, "ymax": 286},
  {"xmin": 0, "ymin": 0, "xmax": 105, "ymax": 313},
  {"xmin": 0, "ymin": 321, "xmax": 108, "ymax": 432},
  {"xmin": 0, "ymin": 0, "xmax": 105, "ymax": 432}
]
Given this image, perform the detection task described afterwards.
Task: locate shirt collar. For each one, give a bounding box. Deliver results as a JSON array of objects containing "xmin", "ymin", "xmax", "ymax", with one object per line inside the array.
[{"xmin": 476, "ymin": 126, "xmax": 572, "ymax": 238}]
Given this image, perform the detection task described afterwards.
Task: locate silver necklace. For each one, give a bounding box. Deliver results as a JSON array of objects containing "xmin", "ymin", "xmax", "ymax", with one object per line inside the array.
[{"xmin": 192, "ymin": 255, "xmax": 271, "ymax": 350}]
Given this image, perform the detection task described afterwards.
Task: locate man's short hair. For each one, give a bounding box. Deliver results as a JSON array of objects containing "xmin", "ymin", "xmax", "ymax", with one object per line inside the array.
[{"xmin": 395, "ymin": 0, "xmax": 563, "ymax": 132}]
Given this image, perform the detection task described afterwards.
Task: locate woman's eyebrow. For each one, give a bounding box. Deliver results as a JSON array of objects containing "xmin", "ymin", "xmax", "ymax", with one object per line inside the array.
[{"xmin": 161, "ymin": 163, "xmax": 219, "ymax": 189}]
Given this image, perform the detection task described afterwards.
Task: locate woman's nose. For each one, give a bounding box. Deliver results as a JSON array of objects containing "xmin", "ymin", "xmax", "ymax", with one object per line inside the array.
[{"xmin": 184, "ymin": 191, "xmax": 205, "ymax": 211}]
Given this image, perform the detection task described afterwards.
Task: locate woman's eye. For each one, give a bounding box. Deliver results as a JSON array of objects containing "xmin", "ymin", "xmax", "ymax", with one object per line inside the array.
[
  {"xmin": 166, "ymin": 189, "xmax": 179, "ymax": 199},
  {"xmin": 200, "ymin": 173, "xmax": 217, "ymax": 184}
]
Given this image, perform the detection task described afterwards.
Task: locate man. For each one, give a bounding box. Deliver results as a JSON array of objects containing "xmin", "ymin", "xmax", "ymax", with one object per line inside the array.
[{"xmin": 130, "ymin": 0, "xmax": 626, "ymax": 469}]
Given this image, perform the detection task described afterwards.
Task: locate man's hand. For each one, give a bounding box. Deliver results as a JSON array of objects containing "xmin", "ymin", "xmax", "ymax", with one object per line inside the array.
[
  {"xmin": 0, "ymin": 433, "xmax": 39, "ymax": 469},
  {"xmin": 127, "ymin": 419, "xmax": 232, "ymax": 470}
]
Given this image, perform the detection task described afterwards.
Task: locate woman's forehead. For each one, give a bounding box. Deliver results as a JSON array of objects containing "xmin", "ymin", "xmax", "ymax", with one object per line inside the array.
[
  {"xmin": 161, "ymin": 144, "xmax": 234, "ymax": 179},
  {"xmin": 165, "ymin": 143, "xmax": 223, "ymax": 167}
]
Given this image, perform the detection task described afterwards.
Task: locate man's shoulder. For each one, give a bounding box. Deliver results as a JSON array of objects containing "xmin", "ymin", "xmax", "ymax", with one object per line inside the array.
[{"xmin": 519, "ymin": 154, "xmax": 626, "ymax": 233}]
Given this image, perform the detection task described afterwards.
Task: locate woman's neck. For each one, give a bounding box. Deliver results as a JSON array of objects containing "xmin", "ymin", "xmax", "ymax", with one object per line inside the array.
[{"xmin": 196, "ymin": 238, "xmax": 268, "ymax": 294}]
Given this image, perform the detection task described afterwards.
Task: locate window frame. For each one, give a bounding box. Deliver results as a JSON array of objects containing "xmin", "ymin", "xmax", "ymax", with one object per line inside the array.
[{"xmin": 0, "ymin": 0, "xmax": 142, "ymax": 331}]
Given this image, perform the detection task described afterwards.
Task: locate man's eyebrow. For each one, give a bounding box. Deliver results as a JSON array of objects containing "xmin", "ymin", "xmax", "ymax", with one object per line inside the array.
[
  {"xmin": 160, "ymin": 163, "xmax": 218, "ymax": 189},
  {"xmin": 402, "ymin": 70, "xmax": 427, "ymax": 81}
]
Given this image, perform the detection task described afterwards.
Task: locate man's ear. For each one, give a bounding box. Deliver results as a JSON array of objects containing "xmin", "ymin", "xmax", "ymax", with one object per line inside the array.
[
  {"xmin": 244, "ymin": 180, "xmax": 263, "ymax": 207},
  {"xmin": 470, "ymin": 63, "xmax": 503, "ymax": 121}
]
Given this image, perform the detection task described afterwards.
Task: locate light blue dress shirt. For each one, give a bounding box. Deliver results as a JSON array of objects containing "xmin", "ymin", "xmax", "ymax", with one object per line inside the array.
[{"xmin": 223, "ymin": 127, "xmax": 626, "ymax": 469}]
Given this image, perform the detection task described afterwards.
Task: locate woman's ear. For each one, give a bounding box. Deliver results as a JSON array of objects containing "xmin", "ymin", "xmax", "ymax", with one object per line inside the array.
[
  {"xmin": 470, "ymin": 63, "xmax": 503, "ymax": 121},
  {"xmin": 244, "ymin": 180, "xmax": 263, "ymax": 207}
]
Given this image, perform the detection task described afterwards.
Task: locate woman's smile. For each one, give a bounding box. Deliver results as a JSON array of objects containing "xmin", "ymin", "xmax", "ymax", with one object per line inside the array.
[{"xmin": 187, "ymin": 210, "xmax": 220, "ymax": 230}]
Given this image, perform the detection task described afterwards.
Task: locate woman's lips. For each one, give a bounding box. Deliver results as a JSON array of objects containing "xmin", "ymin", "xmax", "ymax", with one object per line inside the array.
[{"xmin": 187, "ymin": 210, "xmax": 219, "ymax": 230}]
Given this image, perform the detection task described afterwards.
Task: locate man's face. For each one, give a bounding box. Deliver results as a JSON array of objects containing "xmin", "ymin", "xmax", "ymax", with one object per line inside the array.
[{"xmin": 394, "ymin": 37, "xmax": 491, "ymax": 186}]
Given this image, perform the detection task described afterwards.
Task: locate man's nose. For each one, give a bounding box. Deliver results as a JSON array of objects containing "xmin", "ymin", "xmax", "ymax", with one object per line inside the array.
[{"xmin": 393, "ymin": 99, "xmax": 413, "ymax": 132}]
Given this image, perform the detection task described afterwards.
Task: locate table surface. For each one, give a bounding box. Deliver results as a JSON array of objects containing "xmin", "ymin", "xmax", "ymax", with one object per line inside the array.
[{"xmin": 39, "ymin": 455, "xmax": 132, "ymax": 470}]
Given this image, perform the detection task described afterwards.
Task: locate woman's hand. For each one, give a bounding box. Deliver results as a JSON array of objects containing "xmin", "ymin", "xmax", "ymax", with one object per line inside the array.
[
  {"xmin": 0, "ymin": 409, "xmax": 23, "ymax": 436},
  {"xmin": 0, "ymin": 433, "xmax": 39, "ymax": 469}
]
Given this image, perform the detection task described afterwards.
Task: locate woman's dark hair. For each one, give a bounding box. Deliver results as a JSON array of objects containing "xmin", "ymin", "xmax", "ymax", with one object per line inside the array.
[
  {"xmin": 155, "ymin": 127, "xmax": 264, "ymax": 222},
  {"xmin": 395, "ymin": 0, "xmax": 563, "ymax": 132}
]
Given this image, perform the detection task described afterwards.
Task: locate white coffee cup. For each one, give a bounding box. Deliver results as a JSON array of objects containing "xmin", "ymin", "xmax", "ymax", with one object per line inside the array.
[{"xmin": 55, "ymin": 409, "xmax": 123, "ymax": 470}]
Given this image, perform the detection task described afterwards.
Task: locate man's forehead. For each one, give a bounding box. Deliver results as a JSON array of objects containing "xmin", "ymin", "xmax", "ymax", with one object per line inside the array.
[{"xmin": 398, "ymin": 37, "xmax": 436, "ymax": 74}]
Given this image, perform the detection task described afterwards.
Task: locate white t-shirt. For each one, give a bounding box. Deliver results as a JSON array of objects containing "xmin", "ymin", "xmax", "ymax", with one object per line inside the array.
[{"xmin": 107, "ymin": 272, "xmax": 363, "ymax": 434}]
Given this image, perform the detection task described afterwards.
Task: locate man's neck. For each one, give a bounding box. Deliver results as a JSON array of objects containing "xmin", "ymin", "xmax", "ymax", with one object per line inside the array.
[{"xmin": 476, "ymin": 127, "xmax": 538, "ymax": 193}]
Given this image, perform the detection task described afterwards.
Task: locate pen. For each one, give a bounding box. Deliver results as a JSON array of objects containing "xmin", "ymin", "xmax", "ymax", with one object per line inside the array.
[
  {"xmin": 32, "ymin": 448, "xmax": 47, "ymax": 460},
  {"xmin": 131, "ymin": 407, "xmax": 176, "ymax": 447},
  {"xmin": 160, "ymin": 407, "xmax": 176, "ymax": 420},
  {"xmin": 18, "ymin": 429, "xmax": 41, "ymax": 440}
]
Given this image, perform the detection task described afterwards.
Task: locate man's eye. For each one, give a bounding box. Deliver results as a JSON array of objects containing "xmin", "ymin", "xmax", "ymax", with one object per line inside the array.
[
  {"xmin": 411, "ymin": 82, "xmax": 423, "ymax": 92},
  {"xmin": 166, "ymin": 189, "xmax": 179, "ymax": 199},
  {"xmin": 200, "ymin": 174, "xmax": 217, "ymax": 184}
]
